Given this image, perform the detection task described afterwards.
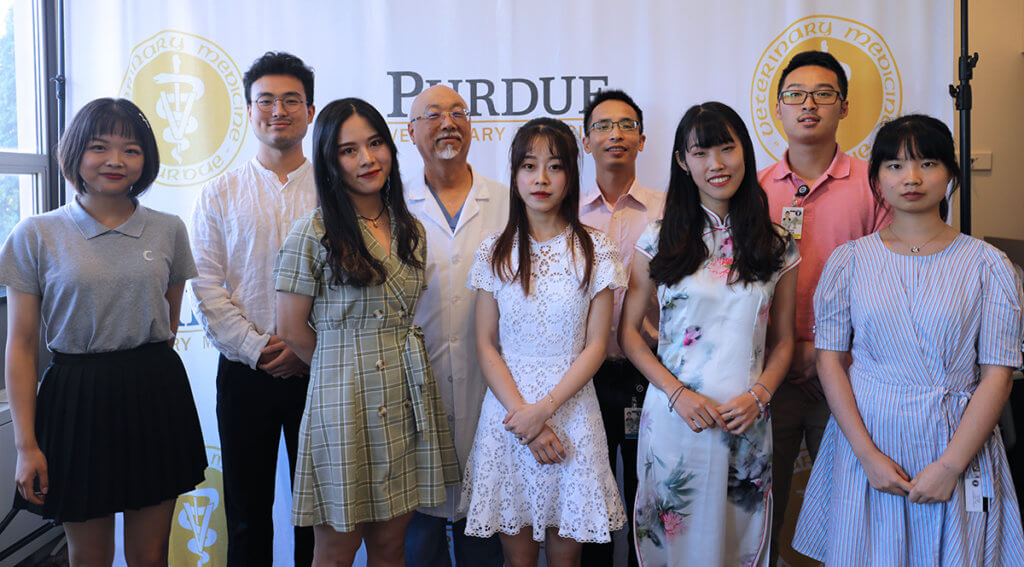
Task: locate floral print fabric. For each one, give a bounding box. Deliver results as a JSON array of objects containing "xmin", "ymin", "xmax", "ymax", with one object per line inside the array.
[{"xmin": 632, "ymin": 209, "xmax": 799, "ymax": 567}]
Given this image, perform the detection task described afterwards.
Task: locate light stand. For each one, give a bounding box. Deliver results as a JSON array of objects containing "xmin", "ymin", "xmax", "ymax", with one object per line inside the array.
[{"xmin": 949, "ymin": 0, "xmax": 978, "ymax": 233}]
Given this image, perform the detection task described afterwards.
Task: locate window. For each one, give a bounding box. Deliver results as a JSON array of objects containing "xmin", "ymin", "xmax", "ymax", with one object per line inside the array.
[{"xmin": 0, "ymin": 0, "xmax": 59, "ymax": 299}]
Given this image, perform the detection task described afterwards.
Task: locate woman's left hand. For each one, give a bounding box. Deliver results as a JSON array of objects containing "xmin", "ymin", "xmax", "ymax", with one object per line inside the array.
[
  {"xmin": 909, "ymin": 460, "xmax": 959, "ymax": 504},
  {"xmin": 504, "ymin": 402, "xmax": 552, "ymax": 444},
  {"xmin": 717, "ymin": 391, "xmax": 761, "ymax": 435}
]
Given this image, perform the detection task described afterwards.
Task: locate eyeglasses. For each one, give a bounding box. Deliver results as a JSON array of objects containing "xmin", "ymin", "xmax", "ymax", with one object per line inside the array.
[
  {"xmin": 588, "ymin": 119, "xmax": 640, "ymax": 133},
  {"xmin": 253, "ymin": 96, "xmax": 307, "ymax": 112},
  {"xmin": 410, "ymin": 108, "xmax": 471, "ymax": 123},
  {"xmin": 778, "ymin": 89, "xmax": 843, "ymax": 105}
]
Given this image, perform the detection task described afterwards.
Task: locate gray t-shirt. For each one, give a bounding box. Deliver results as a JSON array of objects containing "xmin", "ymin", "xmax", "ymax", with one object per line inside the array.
[{"xmin": 0, "ymin": 198, "xmax": 198, "ymax": 353}]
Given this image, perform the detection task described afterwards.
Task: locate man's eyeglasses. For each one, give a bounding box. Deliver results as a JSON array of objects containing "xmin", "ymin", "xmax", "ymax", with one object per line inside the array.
[
  {"xmin": 778, "ymin": 89, "xmax": 843, "ymax": 105},
  {"xmin": 589, "ymin": 119, "xmax": 640, "ymax": 133},
  {"xmin": 410, "ymin": 109, "xmax": 471, "ymax": 123},
  {"xmin": 253, "ymin": 96, "xmax": 307, "ymax": 112}
]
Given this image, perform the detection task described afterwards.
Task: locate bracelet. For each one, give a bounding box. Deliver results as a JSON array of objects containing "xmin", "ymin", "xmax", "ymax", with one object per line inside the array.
[
  {"xmin": 545, "ymin": 393, "xmax": 557, "ymax": 407},
  {"xmin": 752, "ymin": 382, "xmax": 773, "ymax": 402},
  {"xmin": 667, "ymin": 384, "xmax": 686, "ymax": 412},
  {"xmin": 747, "ymin": 388, "xmax": 766, "ymax": 414}
]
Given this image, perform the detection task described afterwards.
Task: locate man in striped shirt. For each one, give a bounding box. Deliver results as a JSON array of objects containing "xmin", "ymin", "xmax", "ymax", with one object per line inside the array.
[{"xmin": 579, "ymin": 89, "xmax": 665, "ymax": 567}]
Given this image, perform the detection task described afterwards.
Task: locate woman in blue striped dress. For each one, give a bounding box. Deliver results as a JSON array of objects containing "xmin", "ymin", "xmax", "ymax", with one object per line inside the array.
[{"xmin": 793, "ymin": 114, "xmax": 1024, "ymax": 565}]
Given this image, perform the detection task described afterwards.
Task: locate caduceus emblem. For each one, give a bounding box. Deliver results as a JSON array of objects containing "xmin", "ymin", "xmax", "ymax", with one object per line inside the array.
[
  {"xmin": 178, "ymin": 487, "xmax": 219, "ymax": 567},
  {"xmin": 154, "ymin": 54, "xmax": 204, "ymax": 164}
]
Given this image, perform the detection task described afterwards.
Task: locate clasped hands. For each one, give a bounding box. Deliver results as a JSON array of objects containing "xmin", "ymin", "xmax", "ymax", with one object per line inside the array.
[
  {"xmin": 861, "ymin": 450, "xmax": 960, "ymax": 504},
  {"xmin": 504, "ymin": 401, "xmax": 566, "ymax": 465},
  {"xmin": 672, "ymin": 388, "xmax": 764, "ymax": 435}
]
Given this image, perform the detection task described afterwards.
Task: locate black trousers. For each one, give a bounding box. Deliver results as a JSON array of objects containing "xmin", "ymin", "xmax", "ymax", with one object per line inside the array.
[
  {"xmin": 216, "ymin": 356, "xmax": 313, "ymax": 567},
  {"xmin": 581, "ymin": 358, "xmax": 648, "ymax": 567}
]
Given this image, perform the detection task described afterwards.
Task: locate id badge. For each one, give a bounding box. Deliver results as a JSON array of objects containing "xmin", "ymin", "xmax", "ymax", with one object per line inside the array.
[
  {"xmin": 781, "ymin": 206, "xmax": 804, "ymax": 239},
  {"xmin": 966, "ymin": 463, "xmax": 986, "ymax": 513},
  {"xmin": 624, "ymin": 407, "xmax": 642, "ymax": 439}
]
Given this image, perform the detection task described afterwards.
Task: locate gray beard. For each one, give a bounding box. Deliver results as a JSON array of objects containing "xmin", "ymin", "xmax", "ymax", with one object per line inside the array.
[{"xmin": 436, "ymin": 145, "xmax": 459, "ymax": 160}]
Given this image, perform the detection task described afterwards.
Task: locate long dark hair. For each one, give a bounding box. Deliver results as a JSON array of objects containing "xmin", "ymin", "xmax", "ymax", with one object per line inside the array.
[
  {"xmin": 491, "ymin": 117, "xmax": 594, "ymax": 294},
  {"xmin": 312, "ymin": 97, "xmax": 422, "ymax": 287},
  {"xmin": 868, "ymin": 114, "xmax": 960, "ymax": 222},
  {"xmin": 650, "ymin": 102, "xmax": 785, "ymax": 286}
]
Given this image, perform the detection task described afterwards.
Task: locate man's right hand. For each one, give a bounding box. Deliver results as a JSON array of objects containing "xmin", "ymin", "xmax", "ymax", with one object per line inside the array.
[{"xmin": 258, "ymin": 335, "xmax": 309, "ymax": 378}]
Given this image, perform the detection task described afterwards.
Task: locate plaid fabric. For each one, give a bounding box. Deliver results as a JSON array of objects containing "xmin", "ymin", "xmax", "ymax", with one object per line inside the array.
[{"xmin": 274, "ymin": 210, "xmax": 459, "ymax": 531}]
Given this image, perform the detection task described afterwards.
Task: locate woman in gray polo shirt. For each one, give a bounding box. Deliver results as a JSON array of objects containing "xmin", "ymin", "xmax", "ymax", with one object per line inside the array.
[{"xmin": 0, "ymin": 98, "xmax": 206, "ymax": 566}]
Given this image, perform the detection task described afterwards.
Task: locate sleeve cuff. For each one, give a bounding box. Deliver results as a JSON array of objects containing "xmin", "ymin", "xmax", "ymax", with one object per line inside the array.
[{"xmin": 241, "ymin": 332, "xmax": 272, "ymax": 369}]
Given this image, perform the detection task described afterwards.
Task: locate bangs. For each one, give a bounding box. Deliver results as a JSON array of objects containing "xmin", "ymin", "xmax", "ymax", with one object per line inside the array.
[
  {"xmin": 89, "ymin": 112, "xmax": 145, "ymax": 144},
  {"xmin": 525, "ymin": 131, "xmax": 567, "ymax": 161},
  {"xmin": 686, "ymin": 110, "xmax": 736, "ymax": 150},
  {"xmin": 873, "ymin": 118, "xmax": 953, "ymax": 163}
]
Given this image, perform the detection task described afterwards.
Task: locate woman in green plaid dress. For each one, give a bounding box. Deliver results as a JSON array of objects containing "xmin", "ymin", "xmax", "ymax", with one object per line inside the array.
[{"xmin": 275, "ymin": 98, "xmax": 459, "ymax": 566}]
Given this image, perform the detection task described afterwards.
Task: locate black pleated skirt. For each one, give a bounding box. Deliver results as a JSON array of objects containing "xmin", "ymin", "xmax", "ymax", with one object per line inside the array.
[{"xmin": 13, "ymin": 341, "xmax": 208, "ymax": 523}]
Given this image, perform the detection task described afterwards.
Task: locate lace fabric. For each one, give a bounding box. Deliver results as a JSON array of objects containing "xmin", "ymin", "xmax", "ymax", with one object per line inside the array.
[{"xmin": 461, "ymin": 227, "xmax": 628, "ymax": 542}]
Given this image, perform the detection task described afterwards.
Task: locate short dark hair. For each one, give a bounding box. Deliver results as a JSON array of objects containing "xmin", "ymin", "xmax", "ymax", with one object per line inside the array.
[
  {"xmin": 242, "ymin": 51, "xmax": 315, "ymax": 106},
  {"xmin": 59, "ymin": 98, "xmax": 160, "ymax": 196},
  {"xmin": 869, "ymin": 114, "xmax": 960, "ymax": 222},
  {"xmin": 777, "ymin": 50, "xmax": 849, "ymax": 99},
  {"xmin": 583, "ymin": 89, "xmax": 644, "ymax": 135}
]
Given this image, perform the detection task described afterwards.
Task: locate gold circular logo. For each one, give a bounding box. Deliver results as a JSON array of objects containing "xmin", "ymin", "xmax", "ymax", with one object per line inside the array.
[
  {"xmin": 169, "ymin": 446, "xmax": 227, "ymax": 566},
  {"xmin": 120, "ymin": 31, "xmax": 247, "ymax": 187},
  {"xmin": 751, "ymin": 15, "xmax": 902, "ymax": 162}
]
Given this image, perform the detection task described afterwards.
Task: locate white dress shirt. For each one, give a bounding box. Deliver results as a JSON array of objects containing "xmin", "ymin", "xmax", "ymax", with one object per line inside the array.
[
  {"xmin": 190, "ymin": 158, "xmax": 317, "ymax": 368},
  {"xmin": 405, "ymin": 166, "xmax": 509, "ymax": 520},
  {"xmin": 579, "ymin": 178, "xmax": 665, "ymax": 359}
]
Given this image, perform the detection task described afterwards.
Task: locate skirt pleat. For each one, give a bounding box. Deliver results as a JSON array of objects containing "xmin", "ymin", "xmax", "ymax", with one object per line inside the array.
[{"xmin": 14, "ymin": 341, "xmax": 207, "ymax": 523}]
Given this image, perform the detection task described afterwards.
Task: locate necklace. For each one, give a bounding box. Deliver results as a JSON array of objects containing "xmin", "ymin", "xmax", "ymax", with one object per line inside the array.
[
  {"xmin": 358, "ymin": 206, "xmax": 387, "ymax": 228},
  {"xmin": 888, "ymin": 224, "xmax": 946, "ymax": 254}
]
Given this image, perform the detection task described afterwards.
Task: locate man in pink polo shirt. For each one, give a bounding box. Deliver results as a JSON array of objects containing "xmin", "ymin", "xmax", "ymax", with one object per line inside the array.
[
  {"xmin": 579, "ymin": 89, "xmax": 664, "ymax": 567},
  {"xmin": 758, "ymin": 50, "xmax": 890, "ymax": 564}
]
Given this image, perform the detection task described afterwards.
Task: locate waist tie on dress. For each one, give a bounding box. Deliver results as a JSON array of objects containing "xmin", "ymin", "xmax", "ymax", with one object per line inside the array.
[
  {"xmin": 401, "ymin": 324, "xmax": 431, "ymax": 433},
  {"xmin": 938, "ymin": 387, "xmax": 996, "ymax": 499},
  {"xmin": 852, "ymin": 372, "xmax": 998, "ymax": 499}
]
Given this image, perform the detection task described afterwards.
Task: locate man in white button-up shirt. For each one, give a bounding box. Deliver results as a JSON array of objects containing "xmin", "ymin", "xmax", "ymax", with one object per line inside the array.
[
  {"xmin": 189, "ymin": 52, "xmax": 316, "ymax": 567},
  {"xmin": 402, "ymin": 85, "xmax": 509, "ymax": 567},
  {"xmin": 579, "ymin": 90, "xmax": 664, "ymax": 567}
]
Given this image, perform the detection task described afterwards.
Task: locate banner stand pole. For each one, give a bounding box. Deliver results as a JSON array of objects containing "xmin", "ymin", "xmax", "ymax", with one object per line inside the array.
[{"xmin": 949, "ymin": 0, "xmax": 978, "ymax": 234}]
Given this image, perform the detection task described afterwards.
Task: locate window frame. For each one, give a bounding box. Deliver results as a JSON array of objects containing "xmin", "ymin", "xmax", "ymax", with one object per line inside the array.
[{"xmin": 0, "ymin": 0, "xmax": 63, "ymax": 302}]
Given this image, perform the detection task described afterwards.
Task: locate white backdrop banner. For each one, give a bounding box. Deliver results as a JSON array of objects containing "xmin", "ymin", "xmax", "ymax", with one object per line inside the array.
[{"xmin": 63, "ymin": 1, "xmax": 952, "ymax": 565}]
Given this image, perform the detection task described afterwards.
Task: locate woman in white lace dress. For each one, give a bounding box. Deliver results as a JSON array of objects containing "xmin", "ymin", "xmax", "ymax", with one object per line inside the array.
[{"xmin": 460, "ymin": 117, "xmax": 627, "ymax": 566}]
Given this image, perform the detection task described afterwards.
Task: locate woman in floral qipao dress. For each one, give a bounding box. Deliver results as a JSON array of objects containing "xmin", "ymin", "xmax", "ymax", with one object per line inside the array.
[{"xmin": 620, "ymin": 102, "xmax": 799, "ymax": 567}]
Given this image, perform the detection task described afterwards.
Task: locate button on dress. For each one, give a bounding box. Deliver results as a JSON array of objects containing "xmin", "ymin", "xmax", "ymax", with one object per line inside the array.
[{"xmin": 274, "ymin": 210, "xmax": 459, "ymax": 531}]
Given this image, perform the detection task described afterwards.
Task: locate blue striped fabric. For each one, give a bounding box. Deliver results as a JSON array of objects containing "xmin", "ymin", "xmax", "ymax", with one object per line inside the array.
[{"xmin": 793, "ymin": 233, "xmax": 1024, "ymax": 566}]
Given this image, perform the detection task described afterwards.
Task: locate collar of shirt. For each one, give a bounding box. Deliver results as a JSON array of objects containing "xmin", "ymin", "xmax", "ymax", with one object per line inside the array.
[
  {"xmin": 406, "ymin": 164, "xmax": 498, "ymax": 201},
  {"xmin": 771, "ymin": 146, "xmax": 852, "ymax": 195},
  {"xmin": 580, "ymin": 177, "xmax": 658, "ymax": 214},
  {"xmin": 701, "ymin": 203, "xmax": 731, "ymax": 230},
  {"xmin": 67, "ymin": 196, "xmax": 146, "ymax": 240},
  {"xmin": 250, "ymin": 156, "xmax": 312, "ymax": 191},
  {"xmin": 406, "ymin": 165, "xmax": 499, "ymax": 230}
]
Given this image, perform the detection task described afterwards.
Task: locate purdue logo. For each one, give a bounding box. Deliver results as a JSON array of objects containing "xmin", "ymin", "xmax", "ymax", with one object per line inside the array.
[
  {"xmin": 751, "ymin": 15, "xmax": 902, "ymax": 161},
  {"xmin": 120, "ymin": 31, "xmax": 246, "ymax": 186},
  {"xmin": 170, "ymin": 446, "xmax": 227, "ymax": 567}
]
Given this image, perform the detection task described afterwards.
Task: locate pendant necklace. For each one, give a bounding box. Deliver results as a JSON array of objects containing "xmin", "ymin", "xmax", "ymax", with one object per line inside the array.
[
  {"xmin": 359, "ymin": 206, "xmax": 387, "ymax": 228},
  {"xmin": 888, "ymin": 224, "xmax": 945, "ymax": 254}
]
